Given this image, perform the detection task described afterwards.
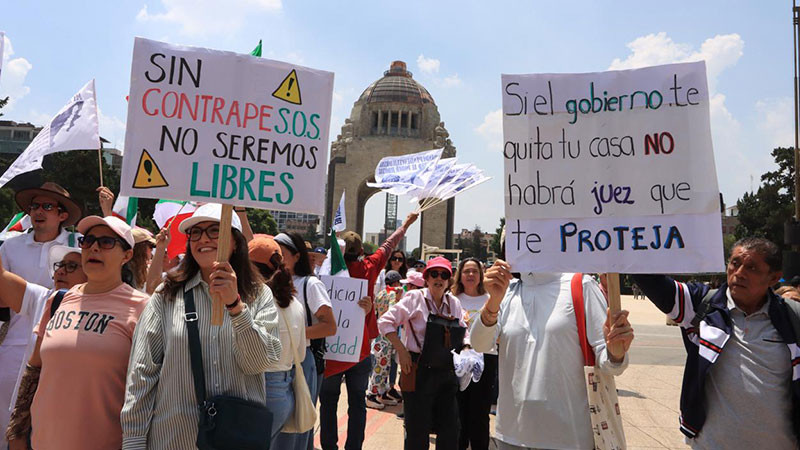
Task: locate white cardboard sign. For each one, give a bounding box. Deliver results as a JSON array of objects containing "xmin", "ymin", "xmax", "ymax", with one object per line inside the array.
[
  {"xmin": 120, "ymin": 37, "xmax": 334, "ymax": 214},
  {"xmin": 320, "ymin": 275, "xmax": 367, "ymax": 363},
  {"xmin": 502, "ymin": 61, "xmax": 724, "ymax": 273}
]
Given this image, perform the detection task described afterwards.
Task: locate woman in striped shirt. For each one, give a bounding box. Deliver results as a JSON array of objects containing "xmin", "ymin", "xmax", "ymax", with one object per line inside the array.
[{"xmin": 121, "ymin": 204, "xmax": 283, "ymax": 450}]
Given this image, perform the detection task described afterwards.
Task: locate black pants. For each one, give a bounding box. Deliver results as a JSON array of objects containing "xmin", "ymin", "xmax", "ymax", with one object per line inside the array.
[
  {"xmin": 402, "ymin": 365, "xmax": 460, "ymax": 450},
  {"xmin": 457, "ymin": 354, "xmax": 498, "ymax": 450}
]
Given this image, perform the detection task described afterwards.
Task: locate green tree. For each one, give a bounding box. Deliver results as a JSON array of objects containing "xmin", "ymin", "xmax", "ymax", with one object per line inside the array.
[
  {"xmin": 490, "ymin": 217, "xmax": 505, "ymax": 256},
  {"xmin": 735, "ymin": 147, "xmax": 795, "ymax": 250},
  {"xmin": 246, "ymin": 209, "xmax": 278, "ymax": 235},
  {"xmin": 0, "ymin": 97, "xmax": 8, "ymax": 117}
]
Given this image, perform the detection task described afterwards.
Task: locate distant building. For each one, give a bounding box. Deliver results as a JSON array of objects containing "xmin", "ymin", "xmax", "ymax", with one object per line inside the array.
[
  {"xmin": 722, "ymin": 205, "xmax": 739, "ymax": 236},
  {"xmin": 0, "ymin": 120, "xmax": 122, "ymax": 168},
  {"xmin": 271, "ymin": 210, "xmax": 319, "ymax": 235},
  {"xmin": 364, "ymin": 228, "xmax": 407, "ymax": 253},
  {"xmin": 452, "ymin": 228, "xmax": 496, "ymax": 261}
]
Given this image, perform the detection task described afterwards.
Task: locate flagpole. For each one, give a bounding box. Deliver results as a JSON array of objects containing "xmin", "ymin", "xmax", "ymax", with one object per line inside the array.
[{"xmin": 98, "ymin": 142, "xmax": 104, "ymax": 187}]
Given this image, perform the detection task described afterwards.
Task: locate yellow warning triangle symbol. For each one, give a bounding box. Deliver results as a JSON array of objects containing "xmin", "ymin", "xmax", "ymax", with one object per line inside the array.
[
  {"xmin": 272, "ymin": 69, "xmax": 302, "ymax": 105},
  {"xmin": 132, "ymin": 149, "xmax": 169, "ymax": 189}
]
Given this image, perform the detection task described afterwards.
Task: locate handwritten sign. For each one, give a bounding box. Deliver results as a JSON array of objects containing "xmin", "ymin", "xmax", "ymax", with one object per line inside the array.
[
  {"xmin": 320, "ymin": 275, "xmax": 367, "ymax": 363},
  {"xmin": 120, "ymin": 37, "xmax": 334, "ymax": 214},
  {"xmin": 503, "ymin": 62, "xmax": 724, "ymax": 273}
]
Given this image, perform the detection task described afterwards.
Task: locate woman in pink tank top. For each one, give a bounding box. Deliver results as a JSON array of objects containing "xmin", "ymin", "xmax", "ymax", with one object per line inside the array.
[{"xmin": 6, "ymin": 216, "xmax": 149, "ymax": 450}]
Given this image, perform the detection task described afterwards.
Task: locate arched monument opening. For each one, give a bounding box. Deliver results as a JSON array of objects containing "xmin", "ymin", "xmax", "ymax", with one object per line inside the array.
[{"xmin": 325, "ymin": 61, "xmax": 456, "ymax": 251}]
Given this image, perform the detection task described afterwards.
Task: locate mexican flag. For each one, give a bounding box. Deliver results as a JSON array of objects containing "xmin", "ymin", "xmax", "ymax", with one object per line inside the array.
[
  {"xmin": 166, "ymin": 210, "xmax": 194, "ymax": 259},
  {"xmin": 251, "ymin": 40, "xmax": 262, "ymax": 57},
  {"xmin": 111, "ymin": 195, "xmax": 138, "ymax": 226},
  {"xmin": 2, "ymin": 212, "xmax": 30, "ymax": 233},
  {"xmin": 153, "ymin": 199, "xmax": 196, "ymax": 229},
  {"xmin": 329, "ymin": 227, "xmax": 349, "ymax": 277}
]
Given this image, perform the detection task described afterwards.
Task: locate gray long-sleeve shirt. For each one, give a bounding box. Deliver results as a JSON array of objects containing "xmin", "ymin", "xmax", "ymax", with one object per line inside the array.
[{"xmin": 120, "ymin": 273, "xmax": 282, "ymax": 449}]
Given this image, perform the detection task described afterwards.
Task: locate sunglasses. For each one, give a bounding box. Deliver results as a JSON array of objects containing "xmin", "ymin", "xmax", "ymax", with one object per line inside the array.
[
  {"xmin": 29, "ymin": 202, "xmax": 60, "ymax": 212},
  {"xmin": 53, "ymin": 261, "xmax": 81, "ymax": 273},
  {"xmin": 78, "ymin": 234, "xmax": 126, "ymax": 250},
  {"xmin": 427, "ymin": 270, "xmax": 451, "ymax": 280},
  {"xmin": 390, "ymin": 256, "xmax": 404, "ymax": 262},
  {"xmin": 188, "ymin": 225, "xmax": 220, "ymax": 242}
]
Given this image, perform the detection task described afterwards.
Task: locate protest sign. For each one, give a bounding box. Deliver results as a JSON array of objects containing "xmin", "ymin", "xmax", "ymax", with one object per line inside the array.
[
  {"xmin": 320, "ymin": 275, "xmax": 367, "ymax": 363},
  {"xmin": 502, "ymin": 61, "xmax": 723, "ymax": 273},
  {"xmin": 120, "ymin": 37, "xmax": 334, "ymax": 214}
]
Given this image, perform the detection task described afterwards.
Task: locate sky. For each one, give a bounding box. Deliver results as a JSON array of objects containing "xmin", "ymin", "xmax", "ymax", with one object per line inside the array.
[{"xmin": 0, "ymin": 1, "xmax": 795, "ymax": 247}]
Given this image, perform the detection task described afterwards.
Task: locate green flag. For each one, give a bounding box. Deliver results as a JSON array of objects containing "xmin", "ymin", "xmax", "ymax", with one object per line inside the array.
[
  {"xmin": 329, "ymin": 227, "xmax": 349, "ymax": 276},
  {"xmin": 250, "ymin": 40, "xmax": 262, "ymax": 57}
]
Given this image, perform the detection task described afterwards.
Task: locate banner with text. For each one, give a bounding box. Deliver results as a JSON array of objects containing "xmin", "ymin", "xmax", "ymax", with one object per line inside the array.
[
  {"xmin": 502, "ymin": 61, "xmax": 724, "ymax": 273},
  {"xmin": 320, "ymin": 275, "xmax": 367, "ymax": 363},
  {"xmin": 120, "ymin": 37, "xmax": 334, "ymax": 214}
]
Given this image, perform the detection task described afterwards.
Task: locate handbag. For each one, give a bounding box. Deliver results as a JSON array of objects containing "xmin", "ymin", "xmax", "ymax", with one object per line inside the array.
[
  {"xmin": 398, "ymin": 322, "xmax": 422, "ymax": 392},
  {"xmin": 570, "ymin": 273, "xmax": 627, "ymax": 450},
  {"xmin": 279, "ymin": 306, "xmax": 317, "ymax": 433},
  {"xmin": 184, "ymin": 287, "xmax": 273, "ymax": 450}
]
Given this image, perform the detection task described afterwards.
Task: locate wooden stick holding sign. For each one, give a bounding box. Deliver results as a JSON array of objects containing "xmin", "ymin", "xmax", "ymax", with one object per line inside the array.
[
  {"xmin": 211, "ymin": 204, "xmax": 234, "ymax": 326},
  {"xmin": 605, "ymin": 273, "xmax": 625, "ymax": 357}
]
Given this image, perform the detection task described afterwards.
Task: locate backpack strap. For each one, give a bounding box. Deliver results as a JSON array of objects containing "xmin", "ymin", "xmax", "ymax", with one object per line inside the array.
[
  {"xmin": 301, "ymin": 277, "xmax": 312, "ymax": 327},
  {"xmin": 49, "ymin": 288, "xmax": 68, "ymax": 318},
  {"xmin": 570, "ymin": 273, "xmax": 596, "ymax": 367},
  {"xmin": 782, "ymin": 296, "xmax": 800, "ymax": 342},
  {"xmin": 689, "ymin": 288, "xmax": 718, "ymax": 329},
  {"xmin": 183, "ymin": 287, "xmax": 207, "ymax": 407}
]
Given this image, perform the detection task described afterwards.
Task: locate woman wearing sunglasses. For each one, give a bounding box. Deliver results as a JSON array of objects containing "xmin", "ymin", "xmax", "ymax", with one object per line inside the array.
[
  {"xmin": 6, "ymin": 216, "xmax": 148, "ymax": 450},
  {"xmin": 378, "ymin": 256, "xmax": 467, "ymax": 449},
  {"xmin": 375, "ymin": 250, "xmax": 408, "ymax": 297},
  {"xmin": 0, "ymin": 245, "xmax": 87, "ymax": 449},
  {"xmin": 121, "ymin": 203, "xmax": 282, "ymax": 449}
]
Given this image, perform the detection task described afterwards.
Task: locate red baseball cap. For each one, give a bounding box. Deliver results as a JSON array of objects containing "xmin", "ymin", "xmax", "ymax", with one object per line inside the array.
[{"xmin": 423, "ymin": 256, "xmax": 452, "ymax": 278}]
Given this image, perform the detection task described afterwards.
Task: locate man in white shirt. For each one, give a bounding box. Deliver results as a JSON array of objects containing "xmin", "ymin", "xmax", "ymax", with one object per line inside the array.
[
  {"xmin": 0, "ymin": 182, "xmax": 82, "ymax": 447},
  {"xmin": 470, "ymin": 260, "xmax": 634, "ymax": 450}
]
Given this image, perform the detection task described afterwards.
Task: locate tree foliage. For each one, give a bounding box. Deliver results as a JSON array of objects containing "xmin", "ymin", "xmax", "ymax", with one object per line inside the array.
[
  {"xmin": 490, "ymin": 217, "xmax": 505, "ymax": 257},
  {"xmin": 735, "ymin": 147, "xmax": 795, "ymax": 251},
  {"xmin": 246, "ymin": 209, "xmax": 279, "ymax": 236}
]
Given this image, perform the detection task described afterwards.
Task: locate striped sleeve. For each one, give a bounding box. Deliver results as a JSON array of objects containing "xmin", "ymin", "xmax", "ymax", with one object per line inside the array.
[
  {"xmin": 121, "ymin": 291, "xmax": 166, "ymax": 449},
  {"xmin": 667, "ymin": 281, "xmax": 696, "ymax": 328},
  {"xmin": 231, "ymin": 285, "xmax": 282, "ymax": 375}
]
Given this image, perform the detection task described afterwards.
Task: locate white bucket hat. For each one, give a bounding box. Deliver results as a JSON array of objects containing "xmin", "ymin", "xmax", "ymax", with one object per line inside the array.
[{"xmin": 178, "ymin": 203, "xmax": 242, "ymax": 234}]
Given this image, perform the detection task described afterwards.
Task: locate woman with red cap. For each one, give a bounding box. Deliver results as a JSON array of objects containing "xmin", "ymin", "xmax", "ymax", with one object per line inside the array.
[{"xmin": 378, "ymin": 256, "xmax": 467, "ymax": 450}]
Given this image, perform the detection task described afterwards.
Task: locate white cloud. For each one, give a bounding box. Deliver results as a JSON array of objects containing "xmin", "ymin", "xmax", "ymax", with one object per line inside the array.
[
  {"xmin": 442, "ymin": 74, "xmax": 462, "ymax": 87},
  {"xmin": 137, "ymin": 0, "xmax": 281, "ymax": 37},
  {"xmin": 756, "ymin": 97, "xmax": 794, "ymax": 150},
  {"xmin": 98, "ymin": 107, "xmax": 128, "ymax": 151},
  {"xmin": 416, "ymin": 54, "xmax": 440, "ymax": 74},
  {"xmin": 0, "ymin": 35, "xmax": 33, "ymax": 113},
  {"xmin": 474, "ymin": 108, "xmax": 503, "ymax": 152},
  {"xmin": 610, "ymin": 32, "xmax": 749, "ymax": 201}
]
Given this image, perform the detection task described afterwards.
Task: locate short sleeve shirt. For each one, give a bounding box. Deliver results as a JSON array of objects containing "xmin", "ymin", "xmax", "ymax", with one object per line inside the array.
[
  {"xmin": 30, "ymin": 283, "xmax": 149, "ymax": 450},
  {"xmin": 293, "ymin": 275, "xmax": 332, "ymax": 347}
]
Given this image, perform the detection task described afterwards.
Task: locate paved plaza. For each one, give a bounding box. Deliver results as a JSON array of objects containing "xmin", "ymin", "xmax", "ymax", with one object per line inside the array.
[{"xmin": 312, "ymin": 295, "xmax": 690, "ymax": 450}]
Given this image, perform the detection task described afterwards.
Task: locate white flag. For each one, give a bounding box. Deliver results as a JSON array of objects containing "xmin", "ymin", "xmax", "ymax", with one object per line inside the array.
[
  {"xmin": 366, "ymin": 148, "xmax": 442, "ymax": 194},
  {"xmin": 333, "ymin": 191, "xmax": 347, "ymax": 232},
  {"xmin": 0, "ymin": 79, "xmax": 100, "ymax": 187},
  {"xmin": 0, "ymin": 32, "xmax": 5, "ymax": 83}
]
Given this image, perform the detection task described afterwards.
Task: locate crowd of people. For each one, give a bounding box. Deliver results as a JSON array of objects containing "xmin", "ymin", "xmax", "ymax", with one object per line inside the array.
[{"xmin": 0, "ymin": 178, "xmax": 799, "ymax": 450}]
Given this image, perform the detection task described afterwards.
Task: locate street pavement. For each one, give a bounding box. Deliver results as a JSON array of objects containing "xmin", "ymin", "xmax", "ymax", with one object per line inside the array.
[{"xmin": 312, "ymin": 295, "xmax": 689, "ymax": 449}]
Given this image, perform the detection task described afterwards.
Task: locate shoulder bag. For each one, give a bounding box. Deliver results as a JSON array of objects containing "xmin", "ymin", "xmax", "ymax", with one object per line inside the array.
[
  {"xmin": 184, "ymin": 287, "xmax": 273, "ymax": 450},
  {"xmin": 571, "ymin": 273, "xmax": 627, "ymax": 450},
  {"xmin": 278, "ymin": 305, "xmax": 317, "ymax": 433}
]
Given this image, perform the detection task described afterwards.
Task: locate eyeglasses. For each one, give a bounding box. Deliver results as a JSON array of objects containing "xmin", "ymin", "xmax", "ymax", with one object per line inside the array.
[
  {"xmin": 188, "ymin": 225, "xmax": 220, "ymax": 242},
  {"xmin": 427, "ymin": 270, "xmax": 451, "ymax": 280},
  {"xmin": 390, "ymin": 256, "xmax": 404, "ymax": 262},
  {"xmin": 53, "ymin": 261, "xmax": 82, "ymax": 273},
  {"xmin": 29, "ymin": 202, "xmax": 59, "ymax": 212},
  {"xmin": 78, "ymin": 234, "xmax": 126, "ymax": 250}
]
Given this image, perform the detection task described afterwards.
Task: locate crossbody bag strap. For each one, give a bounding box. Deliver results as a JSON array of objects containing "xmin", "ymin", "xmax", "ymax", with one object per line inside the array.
[
  {"xmin": 183, "ymin": 287, "xmax": 207, "ymax": 407},
  {"xmin": 301, "ymin": 277, "xmax": 313, "ymax": 328},
  {"xmin": 49, "ymin": 288, "xmax": 69, "ymax": 318},
  {"xmin": 570, "ymin": 273, "xmax": 596, "ymax": 367}
]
